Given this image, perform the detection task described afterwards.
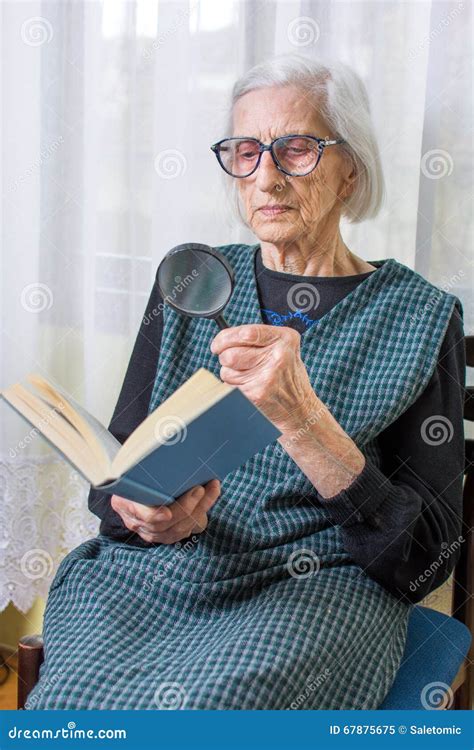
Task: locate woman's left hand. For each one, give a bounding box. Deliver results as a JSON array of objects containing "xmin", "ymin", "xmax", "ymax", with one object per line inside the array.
[{"xmin": 210, "ymin": 324, "xmax": 318, "ymax": 429}]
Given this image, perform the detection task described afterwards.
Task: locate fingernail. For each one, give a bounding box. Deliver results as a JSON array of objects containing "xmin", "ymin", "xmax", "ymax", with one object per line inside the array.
[{"xmin": 192, "ymin": 486, "xmax": 204, "ymax": 497}]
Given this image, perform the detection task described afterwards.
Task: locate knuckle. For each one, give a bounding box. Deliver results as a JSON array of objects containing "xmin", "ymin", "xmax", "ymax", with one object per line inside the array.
[
  {"xmin": 138, "ymin": 532, "xmax": 157, "ymax": 544},
  {"xmin": 219, "ymin": 350, "xmax": 234, "ymax": 367},
  {"xmin": 126, "ymin": 519, "xmax": 143, "ymax": 533},
  {"xmin": 190, "ymin": 485, "xmax": 205, "ymax": 499},
  {"xmin": 137, "ymin": 509, "xmax": 153, "ymax": 524},
  {"xmin": 289, "ymin": 327, "xmax": 301, "ymax": 345},
  {"xmin": 240, "ymin": 325, "xmax": 258, "ymax": 343},
  {"xmin": 272, "ymin": 345, "xmax": 285, "ymax": 364}
]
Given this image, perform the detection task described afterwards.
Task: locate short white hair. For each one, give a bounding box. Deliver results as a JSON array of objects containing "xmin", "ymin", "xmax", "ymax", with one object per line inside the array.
[{"xmin": 222, "ymin": 53, "xmax": 385, "ymax": 225}]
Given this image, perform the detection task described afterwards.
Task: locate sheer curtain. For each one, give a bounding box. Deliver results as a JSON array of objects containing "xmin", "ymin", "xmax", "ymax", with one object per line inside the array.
[{"xmin": 1, "ymin": 0, "xmax": 472, "ymax": 612}]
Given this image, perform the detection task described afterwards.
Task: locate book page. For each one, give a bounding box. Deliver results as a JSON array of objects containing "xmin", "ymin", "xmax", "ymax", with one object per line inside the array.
[
  {"xmin": 26, "ymin": 374, "xmax": 121, "ymax": 464},
  {"xmin": 112, "ymin": 368, "xmax": 234, "ymax": 477},
  {"xmin": 1, "ymin": 385, "xmax": 107, "ymax": 486}
]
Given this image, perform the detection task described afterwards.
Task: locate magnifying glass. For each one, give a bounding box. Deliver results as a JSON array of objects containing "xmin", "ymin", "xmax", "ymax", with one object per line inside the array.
[{"xmin": 157, "ymin": 242, "xmax": 234, "ymax": 330}]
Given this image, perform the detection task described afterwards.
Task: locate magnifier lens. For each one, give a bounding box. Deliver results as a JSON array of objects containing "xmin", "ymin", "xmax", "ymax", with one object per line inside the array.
[
  {"xmin": 157, "ymin": 243, "xmax": 234, "ymax": 328},
  {"xmin": 159, "ymin": 251, "xmax": 231, "ymax": 315}
]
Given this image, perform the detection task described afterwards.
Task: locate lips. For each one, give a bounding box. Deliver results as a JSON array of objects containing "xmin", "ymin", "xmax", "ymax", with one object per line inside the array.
[{"xmin": 258, "ymin": 205, "xmax": 293, "ymax": 215}]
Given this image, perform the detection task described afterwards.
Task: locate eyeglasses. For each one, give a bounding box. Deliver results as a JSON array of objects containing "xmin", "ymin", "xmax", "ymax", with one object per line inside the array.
[{"xmin": 210, "ymin": 134, "xmax": 346, "ymax": 178}]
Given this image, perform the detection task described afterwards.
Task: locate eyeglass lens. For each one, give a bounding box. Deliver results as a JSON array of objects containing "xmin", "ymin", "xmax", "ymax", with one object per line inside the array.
[{"xmin": 218, "ymin": 137, "xmax": 321, "ymax": 176}]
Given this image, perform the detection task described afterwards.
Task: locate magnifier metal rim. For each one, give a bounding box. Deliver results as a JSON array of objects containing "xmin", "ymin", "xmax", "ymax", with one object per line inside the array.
[{"xmin": 157, "ymin": 242, "xmax": 235, "ymax": 319}]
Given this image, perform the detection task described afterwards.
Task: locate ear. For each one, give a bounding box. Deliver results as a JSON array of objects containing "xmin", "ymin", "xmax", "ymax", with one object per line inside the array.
[{"xmin": 339, "ymin": 160, "xmax": 357, "ymax": 200}]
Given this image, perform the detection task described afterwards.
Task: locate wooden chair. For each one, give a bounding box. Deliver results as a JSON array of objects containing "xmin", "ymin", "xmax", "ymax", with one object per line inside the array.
[{"xmin": 16, "ymin": 337, "xmax": 474, "ymax": 710}]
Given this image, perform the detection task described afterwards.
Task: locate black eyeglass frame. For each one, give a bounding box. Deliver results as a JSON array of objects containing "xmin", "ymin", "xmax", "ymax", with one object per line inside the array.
[{"xmin": 210, "ymin": 134, "xmax": 346, "ymax": 178}]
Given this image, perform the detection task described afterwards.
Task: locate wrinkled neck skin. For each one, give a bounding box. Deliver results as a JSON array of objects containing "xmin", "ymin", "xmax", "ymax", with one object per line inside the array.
[{"xmin": 258, "ymin": 213, "xmax": 376, "ymax": 278}]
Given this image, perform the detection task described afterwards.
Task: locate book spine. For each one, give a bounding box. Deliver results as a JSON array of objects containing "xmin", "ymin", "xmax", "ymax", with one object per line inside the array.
[{"xmin": 97, "ymin": 475, "xmax": 175, "ymax": 507}]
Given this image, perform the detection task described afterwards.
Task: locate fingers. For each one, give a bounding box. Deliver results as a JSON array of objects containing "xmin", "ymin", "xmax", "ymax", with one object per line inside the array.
[
  {"xmin": 110, "ymin": 494, "xmax": 171, "ymax": 525},
  {"xmin": 152, "ymin": 479, "xmax": 220, "ymax": 540},
  {"xmin": 218, "ymin": 345, "xmax": 268, "ymax": 371},
  {"xmin": 210, "ymin": 324, "xmax": 279, "ymax": 354},
  {"xmin": 111, "ymin": 495, "xmax": 173, "ymax": 525},
  {"xmin": 110, "ymin": 479, "xmax": 221, "ymax": 544}
]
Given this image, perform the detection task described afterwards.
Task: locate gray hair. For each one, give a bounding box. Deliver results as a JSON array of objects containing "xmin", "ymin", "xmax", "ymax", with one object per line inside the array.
[{"xmin": 222, "ymin": 53, "xmax": 385, "ymax": 225}]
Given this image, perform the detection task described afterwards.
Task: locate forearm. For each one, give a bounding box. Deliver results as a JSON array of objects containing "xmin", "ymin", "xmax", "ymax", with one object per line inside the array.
[
  {"xmin": 276, "ymin": 399, "xmax": 462, "ymax": 603},
  {"xmin": 275, "ymin": 392, "xmax": 366, "ymax": 499},
  {"xmin": 318, "ymin": 458, "xmax": 463, "ymax": 603}
]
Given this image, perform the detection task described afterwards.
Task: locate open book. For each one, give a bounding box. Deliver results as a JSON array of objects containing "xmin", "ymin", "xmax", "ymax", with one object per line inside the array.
[{"xmin": 1, "ymin": 369, "xmax": 281, "ymax": 506}]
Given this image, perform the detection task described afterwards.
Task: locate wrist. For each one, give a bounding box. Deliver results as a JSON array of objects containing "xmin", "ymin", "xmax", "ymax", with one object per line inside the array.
[{"xmin": 275, "ymin": 390, "xmax": 327, "ymax": 438}]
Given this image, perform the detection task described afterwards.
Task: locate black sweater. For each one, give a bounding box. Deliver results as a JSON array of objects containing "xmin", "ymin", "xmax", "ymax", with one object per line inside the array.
[{"xmin": 88, "ymin": 249, "xmax": 466, "ymax": 604}]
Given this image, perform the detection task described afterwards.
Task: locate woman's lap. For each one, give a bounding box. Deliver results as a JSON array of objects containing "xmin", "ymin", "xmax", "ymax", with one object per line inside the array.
[{"xmin": 26, "ymin": 538, "xmax": 410, "ymax": 710}]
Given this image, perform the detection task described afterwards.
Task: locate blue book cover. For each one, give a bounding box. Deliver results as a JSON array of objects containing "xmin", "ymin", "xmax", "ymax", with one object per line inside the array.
[
  {"xmin": 99, "ymin": 387, "xmax": 281, "ymax": 506},
  {"xmin": 1, "ymin": 369, "xmax": 282, "ymax": 507}
]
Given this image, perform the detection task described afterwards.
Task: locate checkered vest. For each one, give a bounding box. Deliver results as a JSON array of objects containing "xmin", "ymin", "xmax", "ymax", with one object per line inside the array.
[{"xmin": 147, "ymin": 243, "xmax": 460, "ymax": 558}]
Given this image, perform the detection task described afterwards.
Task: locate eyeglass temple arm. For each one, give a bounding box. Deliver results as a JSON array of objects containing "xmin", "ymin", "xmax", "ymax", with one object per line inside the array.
[{"xmin": 210, "ymin": 137, "xmax": 345, "ymax": 150}]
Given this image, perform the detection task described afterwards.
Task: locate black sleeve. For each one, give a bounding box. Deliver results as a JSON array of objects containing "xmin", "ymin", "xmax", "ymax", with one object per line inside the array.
[
  {"xmin": 318, "ymin": 304, "xmax": 466, "ymax": 603},
  {"xmin": 87, "ymin": 274, "xmax": 164, "ymax": 547}
]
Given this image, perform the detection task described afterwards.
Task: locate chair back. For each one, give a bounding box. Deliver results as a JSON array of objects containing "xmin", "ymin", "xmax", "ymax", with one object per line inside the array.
[{"xmin": 452, "ymin": 335, "xmax": 474, "ymax": 708}]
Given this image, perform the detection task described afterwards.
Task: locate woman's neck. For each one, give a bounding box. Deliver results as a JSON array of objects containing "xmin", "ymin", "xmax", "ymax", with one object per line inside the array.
[{"xmin": 259, "ymin": 234, "xmax": 376, "ymax": 277}]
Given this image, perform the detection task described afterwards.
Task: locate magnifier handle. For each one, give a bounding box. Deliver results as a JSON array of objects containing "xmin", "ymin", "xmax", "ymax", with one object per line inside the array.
[{"xmin": 215, "ymin": 314, "xmax": 230, "ymax": 330}]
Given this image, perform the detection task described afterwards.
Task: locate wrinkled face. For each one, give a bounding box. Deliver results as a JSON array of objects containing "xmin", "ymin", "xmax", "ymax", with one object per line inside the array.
[{"xmin": 232, "ymin": 85, "xmax": 354, "ymax": 244}]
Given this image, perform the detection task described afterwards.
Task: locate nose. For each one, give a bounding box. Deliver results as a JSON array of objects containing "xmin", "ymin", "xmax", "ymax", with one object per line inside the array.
[{"xmin": 254, "ymin": 149, "xmax": 283, "ymax": 192}]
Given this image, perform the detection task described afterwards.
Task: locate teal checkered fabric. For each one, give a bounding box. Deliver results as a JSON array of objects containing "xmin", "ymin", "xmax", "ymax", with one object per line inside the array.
[{"xmin": 27, "ymin": 244, "xmax": 459, "ymax": 710}]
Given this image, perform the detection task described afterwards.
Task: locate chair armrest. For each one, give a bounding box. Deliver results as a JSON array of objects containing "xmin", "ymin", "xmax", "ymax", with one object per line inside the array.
[{"xmin": 17, "ymin": 635, "xmax": 44, "ymax": 710}]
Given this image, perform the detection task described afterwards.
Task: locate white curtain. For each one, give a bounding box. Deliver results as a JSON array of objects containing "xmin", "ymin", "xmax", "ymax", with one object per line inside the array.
[{"xmin": 1, "ymin": 0, "xmax": 472, "ymax": 612}]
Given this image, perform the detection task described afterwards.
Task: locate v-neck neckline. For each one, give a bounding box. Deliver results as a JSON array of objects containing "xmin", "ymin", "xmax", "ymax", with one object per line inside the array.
[{"xmin": 243, "ymin": 243, "xmax": 398, "ymax": 343}]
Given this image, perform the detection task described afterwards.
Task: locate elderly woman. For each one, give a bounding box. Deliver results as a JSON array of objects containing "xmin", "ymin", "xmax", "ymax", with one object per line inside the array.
[{"xmin": 28, "ymin": 54, "xmax": 465, "ymax": 711}]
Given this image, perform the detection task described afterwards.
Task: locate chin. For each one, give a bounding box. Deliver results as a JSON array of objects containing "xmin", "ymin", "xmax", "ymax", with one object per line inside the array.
[{"xmin": 251, "ymin": 223, "xmax": 297, "ymax": 244}]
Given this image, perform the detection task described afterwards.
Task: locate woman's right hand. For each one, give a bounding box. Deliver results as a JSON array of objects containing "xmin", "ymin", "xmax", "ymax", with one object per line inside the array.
[{"xmin": 110, "ymin": 478, "xmax": 221, "ymax": 545}]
